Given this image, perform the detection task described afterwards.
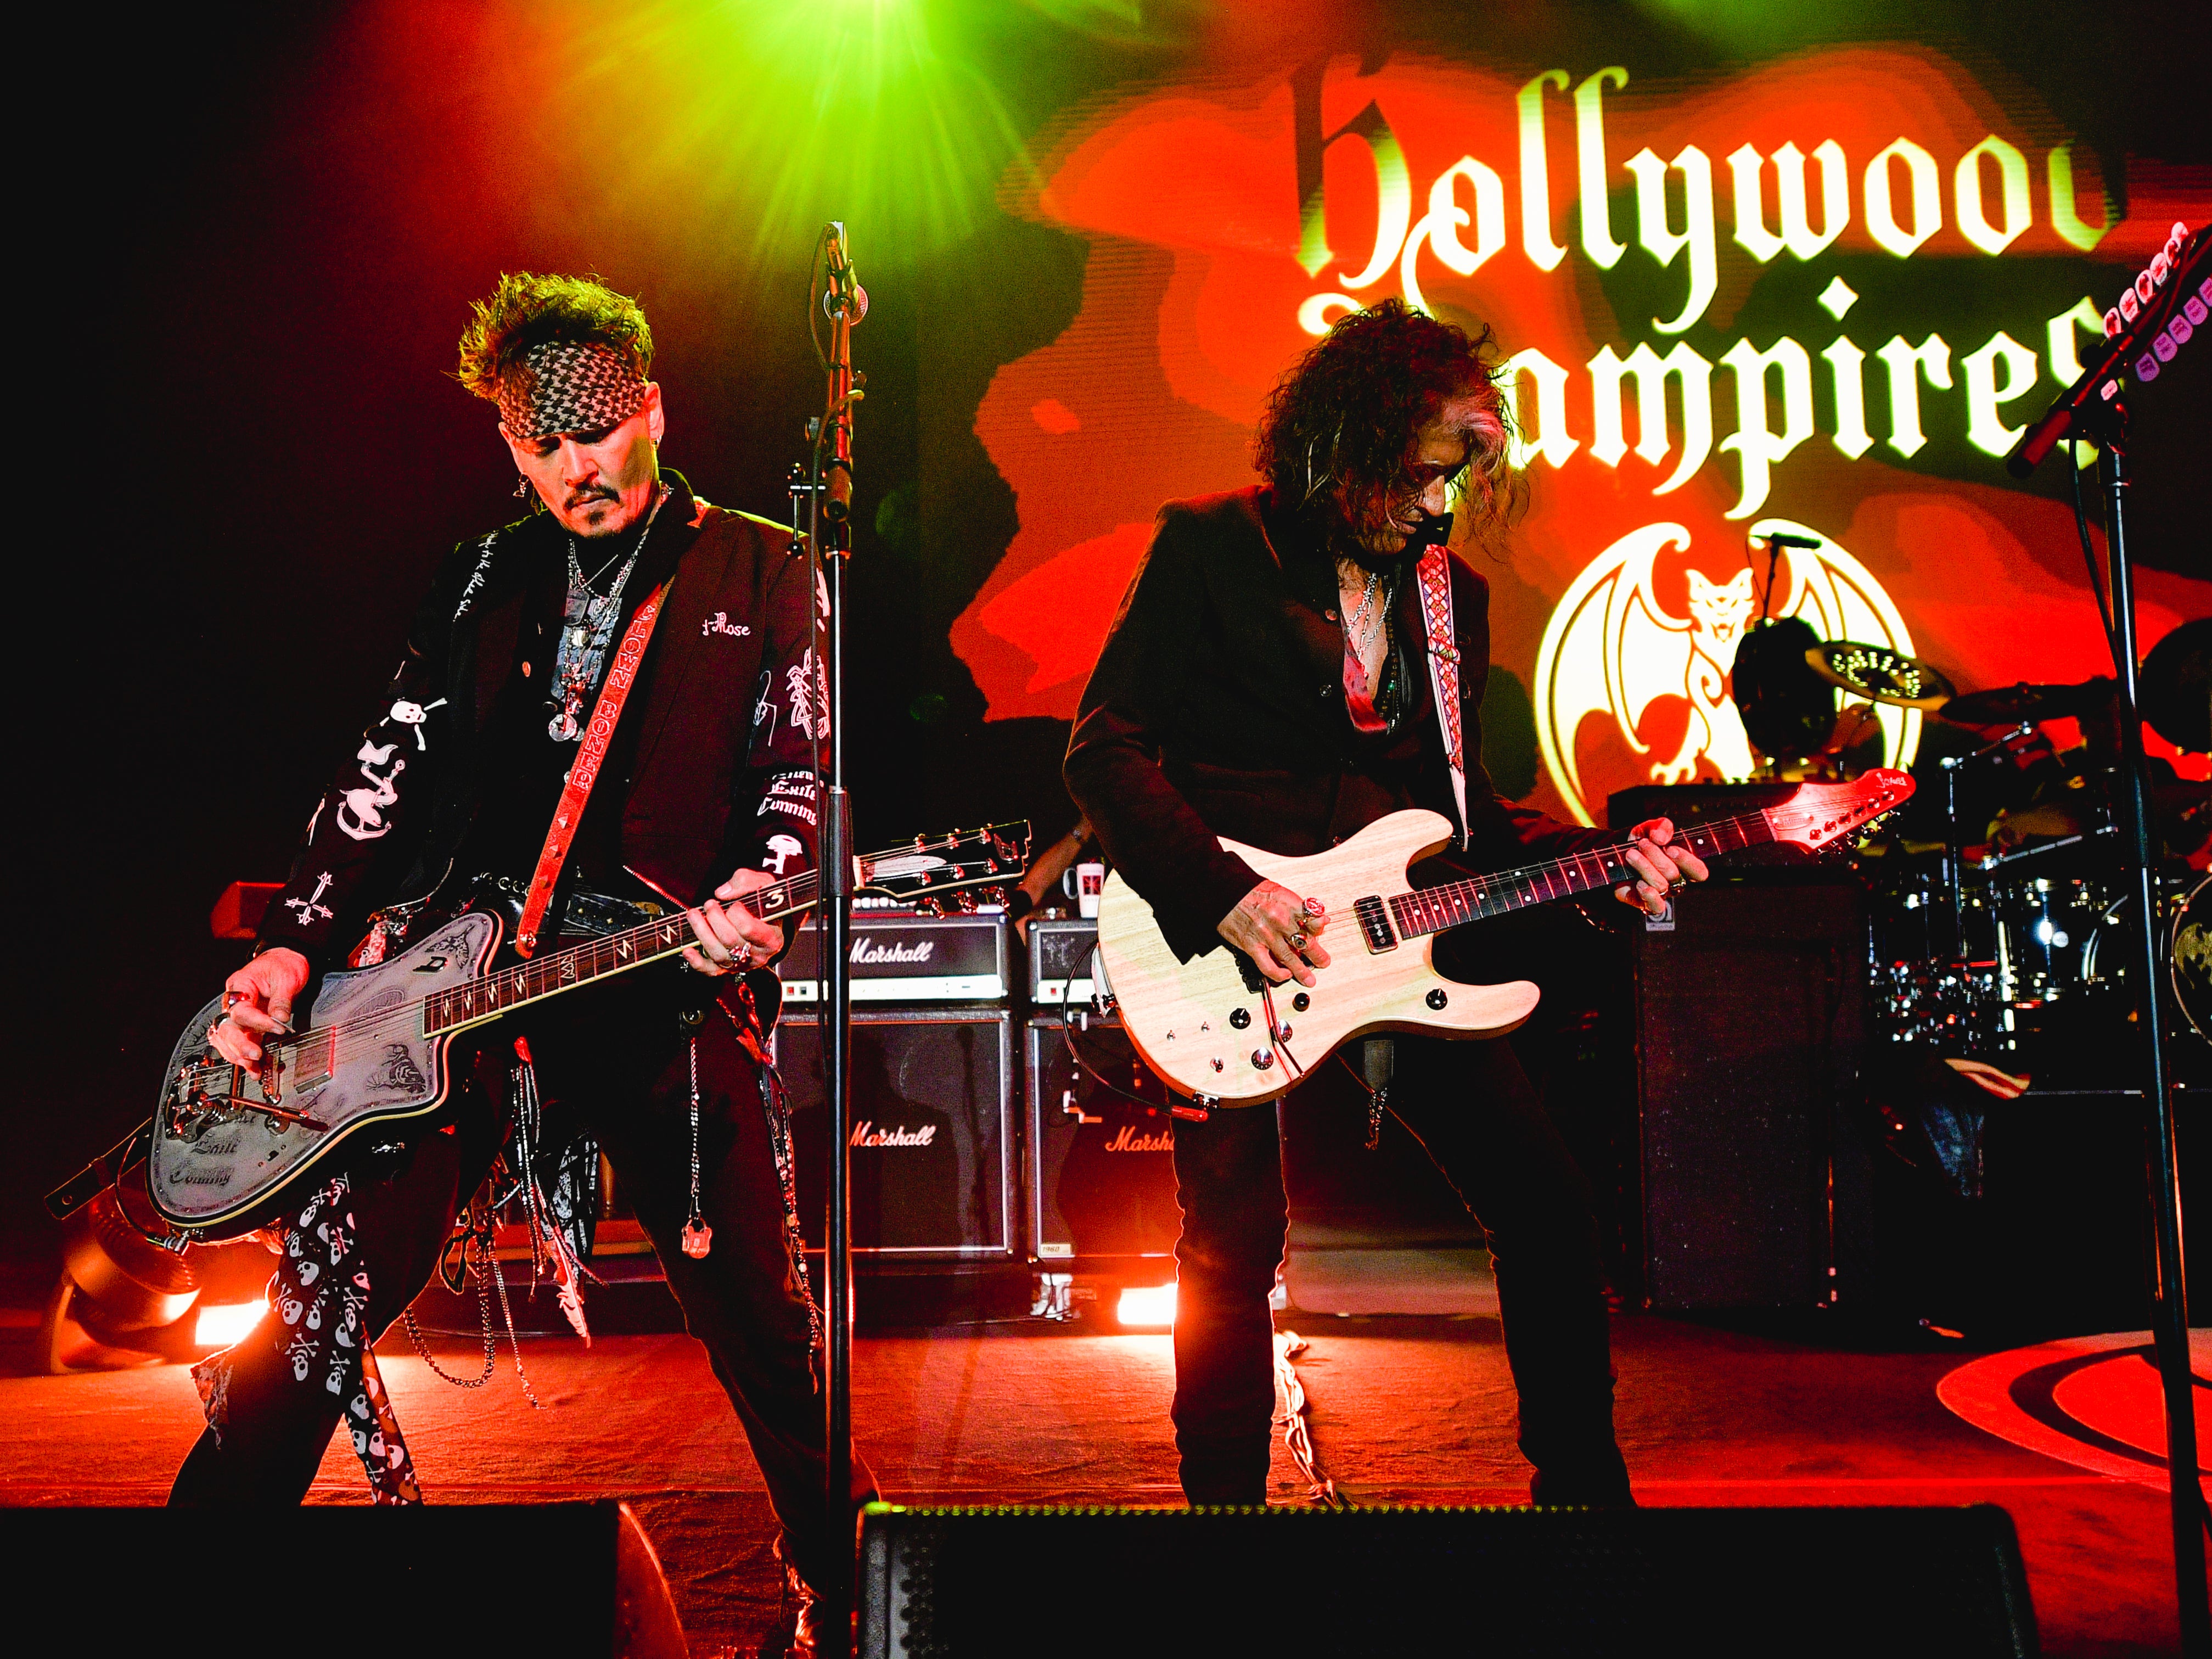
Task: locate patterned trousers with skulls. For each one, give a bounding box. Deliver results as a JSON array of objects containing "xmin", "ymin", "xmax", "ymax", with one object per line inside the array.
[{"xmin": 166, "ymin": 969, "xmax": 876, "ymax": 1595}]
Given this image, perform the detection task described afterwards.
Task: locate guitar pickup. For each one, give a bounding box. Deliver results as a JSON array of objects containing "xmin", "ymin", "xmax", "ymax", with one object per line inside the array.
[
  {"xmin": 281, "ymin": 1030, "xmax": 335, "ymax": 1094},
  {"xmin": 1354, "ymin": 895, "xmax": 1397, "ymax": 952}
]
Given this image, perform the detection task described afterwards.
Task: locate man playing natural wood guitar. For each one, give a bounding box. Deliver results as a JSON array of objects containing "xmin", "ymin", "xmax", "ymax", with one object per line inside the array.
[{"xmin": 1065, "ymin": 299, "xmax": 1708, "ymax": 1507}]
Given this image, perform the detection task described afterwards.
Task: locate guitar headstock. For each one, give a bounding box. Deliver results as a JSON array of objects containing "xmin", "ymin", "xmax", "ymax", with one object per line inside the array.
[
  {"xmin": 1764, "ymin": 768, "xmax": 1917, "ymax": 851},
  {"xmin": 860, "ymin": 822, "xmax": 1033, "ymax": 904}
]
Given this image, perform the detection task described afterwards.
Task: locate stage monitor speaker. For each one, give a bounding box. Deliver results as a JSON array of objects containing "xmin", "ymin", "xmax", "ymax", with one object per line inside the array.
[
  {"xmin": 1028, "ymin": 1018, "xmax": 1181, "ymax": 1263},
  {"xmin": 859, "ymin": 1503, "xmax": 2037, "ymax": 1658},
  {"xmin": 5, "ymin": 1501, "xmax": 686, "ymax": 1655},
  {"xmin": 1633, "ymin": 872, "xmax": 1871, "ymax": 1310},
  {"xmin": 777, "ymin": 1008, "xmax": 1017, "ymax": 1258}
]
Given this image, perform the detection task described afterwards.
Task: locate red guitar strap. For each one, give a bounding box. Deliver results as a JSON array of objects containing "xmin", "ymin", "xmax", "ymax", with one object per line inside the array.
[
  {"xmin": 514, "ymin": 576, "xmax": 673, "ymax": 958},
  {"xmin": 1414, "ymin": 545, "xmax": 1469, "ymax": 847}
]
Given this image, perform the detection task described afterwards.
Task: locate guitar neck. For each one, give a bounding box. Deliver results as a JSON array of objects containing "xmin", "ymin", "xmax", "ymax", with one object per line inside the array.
[
  {"xmin": 1384, "ymin": 810, "xmax": 1776, "ymax": 940},
  {"xmin": 423, "ymin": 870, "xmax": 824, "ymax": 1035}
]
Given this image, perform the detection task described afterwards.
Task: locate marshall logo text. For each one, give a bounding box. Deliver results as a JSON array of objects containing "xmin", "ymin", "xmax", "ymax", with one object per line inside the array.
[
  {"xmin": 851, "ymin": 939, "xmax": 935, "ymax": 966},
  {"xmin": 1102, "ymin": 1124, "xmax": 1173, "ymax": 1153},
  {"xmin": 850, "ymin": 1121, "xmax": 938, "ymax": 1148}
]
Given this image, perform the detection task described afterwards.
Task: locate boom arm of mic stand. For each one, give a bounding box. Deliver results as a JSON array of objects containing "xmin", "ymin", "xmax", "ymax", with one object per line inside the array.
[{"xmin": 2007, "ymin": 226, "xmax": 2210, "ymax": 478}]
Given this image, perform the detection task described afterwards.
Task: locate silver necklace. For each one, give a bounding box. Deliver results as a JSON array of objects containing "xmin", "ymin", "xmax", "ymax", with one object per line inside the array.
[
  {"xmin": 1343, "ymin": 567, "xmax": 1384, "ymax": 649},
  {"xmin": 548, "ymin": 486, "xmax": 667, "ymax": 740}
]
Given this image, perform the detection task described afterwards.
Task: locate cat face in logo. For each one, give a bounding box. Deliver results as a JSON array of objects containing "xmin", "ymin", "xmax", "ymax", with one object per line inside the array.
[{"xmin": 1685, "ymin": 569, "xmax": 1756, "ymax": 660}]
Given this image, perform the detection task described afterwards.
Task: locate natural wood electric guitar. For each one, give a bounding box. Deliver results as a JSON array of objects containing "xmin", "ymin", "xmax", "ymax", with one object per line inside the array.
[
  {"xmin": 1094, "ymin": 771, "xmax": 1914, "ymax": 1106},
  {"xmin": 145, "ymin": 823, "xmax": 1030, "ymax": 1238}
]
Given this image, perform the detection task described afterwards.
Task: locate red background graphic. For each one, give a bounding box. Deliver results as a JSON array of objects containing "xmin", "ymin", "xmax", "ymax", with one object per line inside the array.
[{"xmin": 946, "ymin": 48, "xmax": 2208, "ymax": 823}]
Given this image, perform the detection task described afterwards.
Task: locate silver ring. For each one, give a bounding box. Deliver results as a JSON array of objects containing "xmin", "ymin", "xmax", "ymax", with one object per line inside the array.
[
  {"xmin": 223, "ymin": 990, "xmax": 250, "ymax": 1009},
  {"xmin": 1289, "ymin": 932, "xmax": 1307, "ymax": 951}
]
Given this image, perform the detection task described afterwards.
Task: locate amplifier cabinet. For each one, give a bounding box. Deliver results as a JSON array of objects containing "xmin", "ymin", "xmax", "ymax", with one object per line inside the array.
[
  {"xmin": 1633, "ymin": 873, "xmax": 1871, "ymax": 1310},
  {"xmin": 1027, "ymin": 1019, "xmax": 1182, "ymax": 1263},
  {"xmin": 1028, "ymin": 918, "xmax": 1111, "ymax": 1009},
  {"xmin": 776, "ymin": 1009, "xmax": 1017, "ymax": 1258},
  {"xmin": 782, "ymin": 914, "xmax": 1010, "ymax": 1003}
]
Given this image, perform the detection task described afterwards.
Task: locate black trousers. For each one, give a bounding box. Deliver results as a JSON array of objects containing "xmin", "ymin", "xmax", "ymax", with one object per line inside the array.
[
  {"xmin": 1169, "ymin": 1035, "xmax": 1629, "ymax": 1506},
  {"xmin": 169, "ymin": 966, "xmax": 875, "ymax": 1593}
]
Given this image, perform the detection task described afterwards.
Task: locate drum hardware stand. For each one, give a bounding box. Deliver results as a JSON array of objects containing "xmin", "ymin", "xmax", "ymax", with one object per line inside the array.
[
  {"xmin": 2015, "ymin": 373, "xmax": 2208, "ymax": 1643},
  {"xmin": 1938, "ymin": 723, "xmax": 2036, "ymax": 958}
]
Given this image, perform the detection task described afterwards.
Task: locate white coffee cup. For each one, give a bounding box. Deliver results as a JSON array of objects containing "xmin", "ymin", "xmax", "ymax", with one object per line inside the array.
[{"xmin": 1062, "ymin": 861, "xmax": 1107, "ymax": 919}]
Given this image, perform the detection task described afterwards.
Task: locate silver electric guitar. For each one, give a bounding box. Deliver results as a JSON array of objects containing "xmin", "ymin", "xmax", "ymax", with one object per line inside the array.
[{"xmin": 146, "ymin": 823, "xmax": 1030, "ymax": 1239}]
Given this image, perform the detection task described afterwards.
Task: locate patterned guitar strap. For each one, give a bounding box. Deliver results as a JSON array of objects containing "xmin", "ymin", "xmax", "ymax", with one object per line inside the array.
[{"xmin": 1414, "ymin": 545, "xmax": 1469, "ymax": 848}]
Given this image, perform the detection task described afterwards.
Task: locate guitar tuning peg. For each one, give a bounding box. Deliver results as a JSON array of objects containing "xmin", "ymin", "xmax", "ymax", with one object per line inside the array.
[
  {"xmin": 917, "ymin": 897, "xmax": 945, "ymax": 918},
  {"xmin": 955, "ymin": 892, "xmax": 978, "ymax": 913}
]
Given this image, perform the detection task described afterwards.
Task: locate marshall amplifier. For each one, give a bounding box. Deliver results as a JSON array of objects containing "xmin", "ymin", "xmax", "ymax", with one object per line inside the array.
[
  {"xmin": 782, "ymin": 913, "xmax": 1010, "ymax": 1003},
  {"xmin": 776, "ymin": 1008, "xmax": 1017, "ymax": 1258},
  {"xmin": 1027, "ymin": 1019, "xmax": 1181, "ymax": 1263},
  {"xmin": 1028, "ymin": 917, "xmax": 1113, "ymax": 1011}
]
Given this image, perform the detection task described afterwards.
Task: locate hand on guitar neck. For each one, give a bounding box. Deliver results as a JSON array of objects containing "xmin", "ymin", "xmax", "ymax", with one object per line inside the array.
[
  {"xmin": 665, "ymin": 867, "xmax": 783, "ymax": 979},
  {"xmin": 1214, "ymin": 817, "xmax": 1708, "ymax": 986}
]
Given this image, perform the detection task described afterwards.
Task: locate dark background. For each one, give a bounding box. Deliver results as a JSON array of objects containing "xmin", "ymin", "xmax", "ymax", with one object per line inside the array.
[{"xmin": 15, "ymin": 0, "xmax": 2208, "ymax": 1295}]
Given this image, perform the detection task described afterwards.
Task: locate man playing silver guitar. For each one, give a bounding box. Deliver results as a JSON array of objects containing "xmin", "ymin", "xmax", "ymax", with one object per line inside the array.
[
  {"xmin": 1065, "ymin": 300, "xmax": 1709, "ymax": 1508},
  {"xmin": 178, "ymin": 272, "xmax": 866, "ymax": 1650}
]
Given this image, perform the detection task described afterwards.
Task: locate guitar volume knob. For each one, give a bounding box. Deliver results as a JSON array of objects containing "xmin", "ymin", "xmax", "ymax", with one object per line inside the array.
[{"xmin": 1251, "ymin": 1050, "xmax": 1275, "ymax": 1070}]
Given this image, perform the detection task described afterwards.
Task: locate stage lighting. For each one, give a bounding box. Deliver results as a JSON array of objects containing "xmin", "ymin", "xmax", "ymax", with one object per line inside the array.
[
  {"xmin": 1116, "ymin": 1284, "xmax": 1176, "ymax": 1328},
  {"xmin": 194, "ymin": 1301, "xmax": 267, "ymax": 1347}
]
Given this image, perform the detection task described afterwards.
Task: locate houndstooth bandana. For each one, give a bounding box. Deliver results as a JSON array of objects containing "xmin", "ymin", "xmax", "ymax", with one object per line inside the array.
[{"xmin": 497, "ymin": 340, "xmax": 647, "ymax": 442}]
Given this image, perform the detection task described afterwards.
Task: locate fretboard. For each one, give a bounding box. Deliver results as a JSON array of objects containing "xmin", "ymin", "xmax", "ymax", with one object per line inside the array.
[
  {"xmin": 1384, "ymin": 810, "xmax": 1774, "ymax": 939},
  {"xmin": 423, "ymin": 869, "xmax": 821, "ymax": 1035}
]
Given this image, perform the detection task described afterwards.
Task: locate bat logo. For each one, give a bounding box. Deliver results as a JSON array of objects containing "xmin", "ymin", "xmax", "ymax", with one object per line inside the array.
[{"xmin": 1532, "ymin": 519, "xmax": 1921, "ymax": 826}]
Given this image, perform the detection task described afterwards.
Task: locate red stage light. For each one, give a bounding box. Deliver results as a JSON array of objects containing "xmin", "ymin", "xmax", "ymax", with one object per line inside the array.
[
  {"xmin": 1116, "ymin": 1284, "xmax": 1176, "ymax": 1328},
  {"xmin": 193, "ymin": 1301, "xmax": 267, "ymax": 1347}
]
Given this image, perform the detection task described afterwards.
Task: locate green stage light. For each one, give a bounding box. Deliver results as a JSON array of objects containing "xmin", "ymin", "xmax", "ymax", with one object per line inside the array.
[{"xmin": 587, "ymin": 0, "xmax": 1035, "ymax": 263}]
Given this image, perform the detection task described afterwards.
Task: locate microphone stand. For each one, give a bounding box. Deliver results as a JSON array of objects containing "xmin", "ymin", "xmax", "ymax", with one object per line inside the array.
[
  {"xmin": 2015, "ymin": 362, "xmax": 2209, "ymax": 1643},
  {"xmin": 807, "ymin": 220, "xmax": 867, "ymax": 1641}
]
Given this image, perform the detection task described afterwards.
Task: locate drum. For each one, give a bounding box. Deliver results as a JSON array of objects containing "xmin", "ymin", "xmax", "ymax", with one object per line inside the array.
[
  {"xmin": 2175, "ymin": 877, "xmax": 2211, "ymax": 1046},
  {"xmin": 1976, "ymin": 873, "xmax": 2124, "ymax": 1005}
]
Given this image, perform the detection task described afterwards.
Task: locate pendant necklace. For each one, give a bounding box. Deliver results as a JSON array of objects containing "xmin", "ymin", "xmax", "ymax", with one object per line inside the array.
[
  {"xmin": 1343, "ymin": 566, "xmax": 1384, "ymax": 652},
  {"xmin": 548, "ymin": 485, "xmax": 668, "ymax": 741}
]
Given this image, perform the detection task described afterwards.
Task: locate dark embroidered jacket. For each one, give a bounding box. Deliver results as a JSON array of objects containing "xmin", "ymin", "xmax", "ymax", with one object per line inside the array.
[
  {"xmin": 1064, "ymin": 485, "xmax": 1609, "ymax": 961},
  {"xmin": 259, "ymin": 472, "xmax": 823, "ymax": 967}
]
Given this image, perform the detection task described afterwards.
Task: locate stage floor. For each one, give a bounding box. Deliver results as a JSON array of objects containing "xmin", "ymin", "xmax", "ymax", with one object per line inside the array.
[{"xmin": 1, "ymin": 1284, "xmax": 2200, "ymax": 1656}]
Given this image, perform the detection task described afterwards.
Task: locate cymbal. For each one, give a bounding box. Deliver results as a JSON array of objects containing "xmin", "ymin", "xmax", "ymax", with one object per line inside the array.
[
  {"xmin": 1806, "ymin": 641, "xmax": 1953, "ymax": 709},
  {"xmin": 1939, "ymin": 679, "xmax": 2115, "ymax": 726},
  {"xmin": 2142, "ymin": 618, "xmax": 2209, "ymax": 753}
]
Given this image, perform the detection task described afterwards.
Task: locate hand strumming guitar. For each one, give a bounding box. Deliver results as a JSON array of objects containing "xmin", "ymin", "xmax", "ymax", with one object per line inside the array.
[
  {"xmin": 210, "ymin": 948, "xmax": 310, "ymax": 1067},
  {"xmin": 1218, "ymin": 881, "xmax": 1333, "ymax": 987}
]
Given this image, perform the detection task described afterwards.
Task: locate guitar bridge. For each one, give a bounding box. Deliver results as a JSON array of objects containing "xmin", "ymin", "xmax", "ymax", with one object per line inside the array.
[{"xmin": 1354, "ymin": 895, "xmax": 1397, "ymax": 952}]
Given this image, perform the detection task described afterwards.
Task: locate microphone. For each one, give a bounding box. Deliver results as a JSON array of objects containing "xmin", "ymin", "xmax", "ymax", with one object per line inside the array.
[
  {"xmin": 819, "ymin": 222, "xmax": 866, "ymax": 528},
  {"xmin": 1759, "ymin": 531, "xmax": 1822, "ymax": 550}
]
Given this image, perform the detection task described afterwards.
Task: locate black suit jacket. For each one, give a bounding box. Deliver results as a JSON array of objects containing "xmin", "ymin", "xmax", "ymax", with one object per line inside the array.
[
  {"xmin": 1064, "ymin": 485, "xmax": 1607, "ymax": 961},
  {"xmin": 259, "ymin": 472, "xmax": 821, "ymax": 967}
]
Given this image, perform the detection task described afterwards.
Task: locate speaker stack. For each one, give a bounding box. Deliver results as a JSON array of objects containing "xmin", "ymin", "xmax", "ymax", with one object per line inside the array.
[
  {"xmin": 778, "ymin": 912, "xmax": 1020, "ymax": 1259},
  {"xmin": 1612, "ymin": 784, "xmax": 1874, "ymax": 1311}
]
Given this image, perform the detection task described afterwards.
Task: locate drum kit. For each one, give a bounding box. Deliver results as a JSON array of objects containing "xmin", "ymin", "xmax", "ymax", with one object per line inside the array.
[{"xmin": 1811, "ymin": 619, "xmax": 2212, "ymax": 1072}]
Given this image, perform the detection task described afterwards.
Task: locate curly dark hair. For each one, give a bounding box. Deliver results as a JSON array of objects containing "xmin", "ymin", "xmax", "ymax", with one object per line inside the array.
[
  {"xmin": 454, "ymin": 272, "xmax": 654, "ymax": 402},
  {"xmin": 1254, "ymin": 299, "xmax": 1521, "ymax": 542}
]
